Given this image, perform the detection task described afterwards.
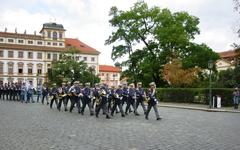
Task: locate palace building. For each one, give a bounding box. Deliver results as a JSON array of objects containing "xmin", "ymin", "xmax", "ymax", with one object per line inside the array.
[{"xmin": 0, "ymin": 22, "xmax": 100, "ymax": 86}]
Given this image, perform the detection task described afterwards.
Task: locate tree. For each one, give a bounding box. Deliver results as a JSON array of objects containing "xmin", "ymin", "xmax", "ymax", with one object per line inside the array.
[
  {"xmin": 106, "ymin": 1, "xmax": 218, "ymax": 87},
  {"xmin": 163, "ymin": 59, "xmax": 200, "ymax": 87},
  {"xmin": 48, "ymin": 47, "xmax": 100, "ymax": 85}
]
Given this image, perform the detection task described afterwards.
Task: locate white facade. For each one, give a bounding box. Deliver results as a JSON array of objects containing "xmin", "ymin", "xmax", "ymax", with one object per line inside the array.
[
  {"xmin": 216, "ymin": 59, "xmax": 235, "ymax": 72},
  {"xmin": 0, "ymin": 23, "xmax": 99, "ymax": 86}
]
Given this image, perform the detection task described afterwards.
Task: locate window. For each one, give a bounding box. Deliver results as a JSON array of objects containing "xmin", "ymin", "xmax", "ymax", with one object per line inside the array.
[
  {"xmin": 37, "ymin": 69, "xmax": 42, "ymax": 74},
  {"xmin": 101, "ymin": 73, "xmax": 104, "ymax": 76},
  {"xmin": 37, "ymin": 53, "xmax": 42, "ymax": 59},
  {"xmin": 53, "ymin": 54, "xmax": 58, "ymax": 61},
  {"xmin": 0, "ymin": 50, "xmax": 3, "ymax": 57},
  {"xmin": 37, "ymin": 41, "xmax": 43, "ymax": 45},
  {"xmin": 18, "ymin": 68, "xmax": 23, "ymax": 74},
  {"xmin": 53, "ymin": 32, "xmax": 57, "ymax": 40},
  {"xmin": 28, "ymin": 68, "xmax": 32, "ymax": 74},
  {"xmin": 53, "ymin": 42, "xmax": 57, "ymax": 46},
  {"xmin": 8, "ymin": 62, "xmax": 13, "ymax": 74},
  {"xmin": 28, "ymin": 41, "xmax": 33, "ymax": 44},
  {"xmin": 27, "ymin": 63, "xmax": 33, "ymax": 75},
  {"xmin": 84, "ymin": 57, "xmax": 87, "ymax": 61},
  {"xmin": 91, "ymin": 57, "xmax": 95, "ymax": 62},
  {"xmin": 59, "ymin": 43, "xmax": 63, "ymax": 46},
  {"xmin": 59, "ymin": 33, "xmax": 63, "ymax": 39},
  {"xmin": 8, "ymin": 51, "xmax": 13, "ymax": 58},
  {"xmin": 0, "ymin": 38, "xmax": 3, "ymax": 42},
  {"xmin": 75, "ymin": 56, "xmax": 79, "ymax": 61},
  {"xmin": 47, "ymin": 53, "xmax": 51, "ymax": 59},
  {"xmin": 47, "ymin": 42, "xmax": 51, "ymax": 45},
  {"xmin": 47, "ymin": 31, "xmax": 51, "ymax": 38},
  {"xmin": 0, "ymin": 62, "xmax": 3, "ymax": 74},
  {"xmin": 28, "ymin": 52, "xmax": 33, "ymax": 59},
  {"xmin": 8, "ymin": 39, "xmax": 14, "ymax": 43},
  {"xmin": 18, "ymin": 51, "xmax": 23, "ymax": 58},
  {"xmin": 18, "ymin": 39, "xmax": 24, "ymax": 43}
]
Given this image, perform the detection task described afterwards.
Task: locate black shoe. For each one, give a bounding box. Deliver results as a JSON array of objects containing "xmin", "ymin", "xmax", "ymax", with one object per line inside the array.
[
  {"xmin": 116, "ymin": 111, "xmax": 119, "ymax": 114},
  {"xmin": 90, "ymin": 113, "xmax": 94, "ymax": 116},
  {"xmin": 64, "ymin": 108, "xmax": 68, "ymax": 111},
  {"xmin": 145, "ymin": 116, "xmax": 148, "ymax": 120},
  {"xmin": 135, "ymin": 113, "xmax": 140, "ymax": 116},
  {"xmin": 57, "ymin": 107, "xmax": 60, "ymax": 111},
  {"xmin": 156, "ymin": 117, "xmax": 162, "ymax": 121},
  {"xmin": 111, "ymin": 113, "xmax": 114, "ymax": 116},
  {"xmin": 121, "ymin": 114, "xmax": 125, "ymax": 117},
  {"xmin": 47, "ymin": 102, "xmax": 49, "ymax": 105},
  {"xmin": 106, "ymin": 115, "xmax": 111, "ymax": 119},
  {"xmin": 144, "ymin": 112, "xmax": 146, "ymax": 115},
  {"xmin": 125, "ymin": 112, "xmax": 128, "ymax": 115},
  {"xmin": 95, "ymin": 114, "xmax": 99, "ymax": 118}
]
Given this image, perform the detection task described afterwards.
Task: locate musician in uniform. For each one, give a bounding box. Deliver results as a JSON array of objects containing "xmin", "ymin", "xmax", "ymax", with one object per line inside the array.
[
  {"xmin": 125, "ymin": 83, "xmax": 139, "ymax": 116},
  {"xmin": 64, "ymin": 81, "xmax": 72, "ymax": 111},
  {"xmin": 36, "ymin": 83, "xmax": 42, "ymax": 103},
  {"xmin": 80, "ymin": 82, "xmax": 94, "ymax": 115},
  {"xmin": 20, "ymin": 82, "xmax": 27, "ymax": 103},
  {"xmin": 42, "ymin": 83, "xmax": 49, "ymax": 105},
  {"xmin": 49, "ymin": 83, "xmax": 58, "ymax": 109},
  {"xmin": 135, "ymin": 82, "xmax": 147, "ymax": 115},
  {"xmin": 0, "ymin": 81, "xmax": 3, "ymax": 100},
  {"xmin": 145, "ymin": 82, "xmax": 161, "ymax": 120},
  {"xmin": 92, "ymin": 83, "xmax": 100, "ymax": 109},
  {"xmin": 95, "ymin": 84, "xmax": 111, "ymax": 119},
  {"xmin": 27, "ymin": 81, "xmax": 35, "ymax": 103},
  {"xmin": 111, "ymin": 85, "xmax": 125, "ymax": 117},
  {"xmin": 69, "ymin": 81, "xmax": 81, "ymax": 113},
  {"xmin": 57, "ymin": 83, "xmax": 67, "ymax": 111}
]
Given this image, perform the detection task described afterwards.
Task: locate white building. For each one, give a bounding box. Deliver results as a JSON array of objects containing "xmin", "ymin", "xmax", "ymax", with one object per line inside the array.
[
  {"xmin": 99, "ymin": 65, "xmax": 121, "ymax": 87},
  {"xmin": 0, "ymin": 22, "xmax": 100, "ymax": 86}
]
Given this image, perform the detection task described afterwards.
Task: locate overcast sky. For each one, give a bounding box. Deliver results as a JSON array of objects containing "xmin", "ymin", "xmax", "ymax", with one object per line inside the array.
[{"xmin": 0, "ymin": 0, "xmax": 239, "ymax": 65}]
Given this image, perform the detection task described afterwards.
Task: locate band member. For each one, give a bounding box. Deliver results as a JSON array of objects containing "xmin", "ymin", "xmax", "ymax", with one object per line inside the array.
[
  {"xmin": 92, "ymin": 83, "xmax": 100, "ymax": 109},
  {"xmin": 49, "ymin": 83, "xmax": 58, "ymax": 109},
  {"xmin": 111, "ymin": 85, "xmax": 125, "ymax": 117},
  {"xmin": 42, "ymin": 83, "xmax": 49, "ymax": 105},
  {"xmin": 145, "ymin": 82, "xmax": 161, "ymax": 120},
  {"xmin": 27, "ymin": 81, "xmax": 35, "ymax": 103},
  {"xmin": 20, "ymin": 83, "xmax": 27, "ymax": 103},
  {"xmin": 95, "ymin": 84, "xmax": 111, "ymax": 119},
  {"xmin": 69, "ymin": 81, "xmax": 81, "ymax": 113},
  {"xmin": 64, "ymin": 82, "xmax": 72, "ymax": 111},
  {"xmin": 36, "ymin": 83, "xmax": 42, "ymax": 103},
  {"xmin": 108, "ymin": 86, "xmax": 115, "ymax": 113},
  {"xmin": 57, "ymin": 83, "xmax": 67, "ymax": 111},
  {"xmin": 125, "ymin": 83, "xmax": 139, "ymax": 116},
  {"xmin": 135, "ymin": 82, "xmax": 147, "ymax": 115},
  {"xmin": 80, "ymin": 82, "xmax": 94, "ymax": 115},
  {"xmin": 0, "ymin": 81, "xmax": 3, "ymax": 100}
]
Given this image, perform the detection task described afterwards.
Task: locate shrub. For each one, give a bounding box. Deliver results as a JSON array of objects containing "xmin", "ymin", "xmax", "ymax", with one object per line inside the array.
[{"xmin": 156, "ymin": 88, "xmax": 233, "ymax": 106}]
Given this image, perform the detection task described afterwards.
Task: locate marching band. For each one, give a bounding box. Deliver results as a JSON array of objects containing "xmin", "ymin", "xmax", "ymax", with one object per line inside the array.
[{"xmin": 0, "ymin": 80, "xmax": 162, "ymax": 120}]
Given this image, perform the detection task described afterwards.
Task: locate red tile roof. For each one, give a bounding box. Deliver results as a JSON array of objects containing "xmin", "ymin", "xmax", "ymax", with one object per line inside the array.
[
  {"xmin": 99, "ymin": 65, "xmax": 121, "ymax": 73},
  {"xmin": 65, "ymin": 38, "xmax": 100, "ymax": 55},
  {"xmin": 218, "ymin": 50, "xmax": 238, "ymax": 58}
]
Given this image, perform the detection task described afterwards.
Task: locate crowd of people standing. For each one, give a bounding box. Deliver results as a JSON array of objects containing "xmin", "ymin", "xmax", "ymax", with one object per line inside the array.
[{"xmin": 0, "ymin": 81, "xmax": 162, "ymax": 120}]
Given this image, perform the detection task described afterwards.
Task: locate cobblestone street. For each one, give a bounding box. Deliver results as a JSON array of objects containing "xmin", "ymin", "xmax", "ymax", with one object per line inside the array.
[{"xmin": 0, "ymin": 100, "xmax": 240, "ymax": 150}]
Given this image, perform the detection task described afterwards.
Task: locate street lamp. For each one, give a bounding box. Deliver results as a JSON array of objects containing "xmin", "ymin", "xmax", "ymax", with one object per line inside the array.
[{"xmin": 208, "ymin": 60, "xmax": 213, "ymax": 108}]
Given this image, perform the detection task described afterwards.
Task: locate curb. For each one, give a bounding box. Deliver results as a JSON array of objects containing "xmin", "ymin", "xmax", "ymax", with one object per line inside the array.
[{"xmin": 159, "ymin": 105, "xmax": 240, "ymax": 113}]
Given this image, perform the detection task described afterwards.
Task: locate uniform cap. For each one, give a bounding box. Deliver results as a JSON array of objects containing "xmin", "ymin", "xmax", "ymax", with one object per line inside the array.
[
  {"xmin": 85, "ymin": 82, "xmax": 90, "ymax": 86},
  {"xmin": 149, "ymin": 82, "xmax": 156, "ymax": 86},
  {"xmin": 74, "ymin": 81, "xmax": 79, "ymax": 84},
  {"xmin": 52, "ymin": 83, "xmax": 57, "ymax": 86},
  {"xmin": 137, "ymin": 82, "xmax": 142, "ymax": 85}
]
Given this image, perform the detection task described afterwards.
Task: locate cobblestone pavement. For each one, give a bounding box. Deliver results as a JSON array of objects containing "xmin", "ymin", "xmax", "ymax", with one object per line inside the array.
[{"xmin": 0, "ymin": 100, "xmax": 240, "ymax": 150}]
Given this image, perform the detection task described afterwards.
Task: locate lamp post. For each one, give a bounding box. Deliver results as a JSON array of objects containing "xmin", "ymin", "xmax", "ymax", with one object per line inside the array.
[{"xmin": 208, "ymin": 60, "xmax": 213, "ymax": 108}]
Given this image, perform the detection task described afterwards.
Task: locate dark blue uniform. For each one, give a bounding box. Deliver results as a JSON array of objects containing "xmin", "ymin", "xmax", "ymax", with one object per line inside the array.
[
  {"xmin": 111, "ymin": 87, "xmax": 125, "ymax": 117},
  {"xmin": 69, "ymin": 85, "xmax": 81, "ymax": 113},
  {"xmin": 81, "ymin": 87, "xmax": 94, "ymax": 115},
  {"xmin": 95, "ymin": 86, "xmax": 110, "ymax": 119},
  {"xmin": 145, "ymin": 88, "xmax": 161, "ymax": 120},
  {"xmin": 125, "ymin": 87, "xmax": 139, "ymax": 115},
  {"xmin": 136, "ymin": 87, "xmax": 147, "ymax": 114}
]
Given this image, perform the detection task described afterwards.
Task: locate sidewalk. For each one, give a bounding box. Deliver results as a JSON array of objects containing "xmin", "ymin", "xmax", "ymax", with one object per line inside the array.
[{"xmin": 159, "ymin": 102, "xmax": 240, "ymax": 113}]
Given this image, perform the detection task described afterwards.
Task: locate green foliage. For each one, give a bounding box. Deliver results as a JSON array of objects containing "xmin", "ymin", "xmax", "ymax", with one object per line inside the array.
[
  {"xmin": 106, "ymin": 1, "xmax": 219, "ymax": 87},
  {"xmin": 156, "ymin": 88, "xmax": 234, "ymax": 106},
  {"xmin": 48, "ymin": 47, "xmax": 100, "ymax": 86}
]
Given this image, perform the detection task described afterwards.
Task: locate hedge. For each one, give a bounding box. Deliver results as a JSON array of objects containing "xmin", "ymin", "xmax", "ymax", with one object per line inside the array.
[{"xmin": 156, "ymin": 88, "xmax": 234, "ymax": 107}]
